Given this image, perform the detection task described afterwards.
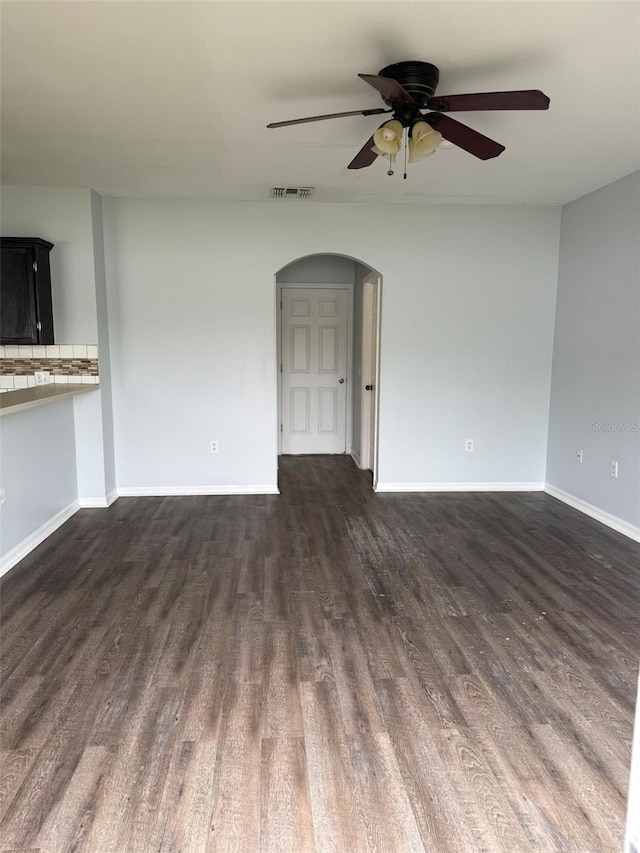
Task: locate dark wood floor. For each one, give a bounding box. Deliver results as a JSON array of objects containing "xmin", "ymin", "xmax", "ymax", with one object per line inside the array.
[{"xmin": 0, "ymin": 456, "xmax": 638, "ymax": 852}]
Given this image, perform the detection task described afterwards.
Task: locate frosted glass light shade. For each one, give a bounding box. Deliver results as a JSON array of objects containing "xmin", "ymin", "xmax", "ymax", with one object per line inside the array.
[
  {"xmin": 408, "ymin": 121, "xmax": 443, "ymax": 163},
  {"xmin": 372, "ymin": 120, "xmax": 404, "ymax": 157}
]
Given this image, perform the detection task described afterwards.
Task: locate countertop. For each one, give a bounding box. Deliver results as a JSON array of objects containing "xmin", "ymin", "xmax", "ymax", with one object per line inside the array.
[{"xmin": 0, "ymin": 383, "xmax": 99, "ymax": 416}]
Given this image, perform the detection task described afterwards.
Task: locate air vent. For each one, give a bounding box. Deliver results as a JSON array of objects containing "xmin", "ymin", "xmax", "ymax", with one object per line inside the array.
[{"xmin": 270, "ymin": 186, "xmax": 315, "ymax": 199}]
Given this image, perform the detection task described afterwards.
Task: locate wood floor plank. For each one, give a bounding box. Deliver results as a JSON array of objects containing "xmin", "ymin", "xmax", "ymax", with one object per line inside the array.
[
  {"xmin": 300, "ymin": 680, "xmax": 369, "ymax": 853},
  {"xmin": 434, "ymin": 726, "xmax": 542, "ymax": 852},
  {"xmin": 0, "ymin": 454, "xmax": 637, "ymax": 852},
  {"xmin": 0, "ymin": 751, "xmax": 33, "ymax": 825},
  {"xmin": 292, "ymin": 591, "xmax": 334, "ymax": 683},
  {"xmin": 262, "ymin": 621, "xmax": 304, "ymax": 738},
  {"xmin": 0, "ymin": 676, "xmax": 112, "ymax": 848},
  {"xmin": 345, "ymin": 590, "xmax": 405, "ymax": 680},
  {"xmin": 374, "ymin": 677, "xmax": 480, "ymax": 851},
  {"xmin": 264, "ymin": 556, "xmax": 292, "ymax": 622},
  {"xmin": 50, "ymin": 746, "xmax": 119, "ymax": 853},
  {"xmin": 0, "ymin": 679, "xmax": 44, "ymax": 762},
  {"xmin": 347, "ymin": 731, "xmax": 425, "ymax": 852},
  {"xmin": 158, "ymin": 739, "xmax": 219, "ymax": 852},
  {"xmin": 207, "ymin": 682, "xmax": 262, "ymax": 853},
  {"xmin": 260, "ymin": 737, "xmax": 315, "ymax": 853},
  {"xmin": 125, "ymin": 693, "xmax": 186, "ymax": 852},
  {"xmin": 87, "ymin": 624, "xmax": 167, "ymax": 747},
  {"xmin": 387, "ymin": 614, "xmax": 469, "ymax": 730},
  {"xmin": 237, "ymin": 540, "xmax": 265, "ymax": 596},
  {"xmin": 34, "ymin": 746, "xmax": 112, "ymax": 852},
  {"xmin": 324, "ymin": 617, "xmax": 385, "ymax": 735},
  {"xmin": 530, "ymin": 721, "xmax": 627, "ymax": 850},
  {"xmin": 470, "ymin": 722, "xmax": 600, "ymax": 851},
  {"xmin": 89, "ymin": 692, "xmax": 179, "ymax": 851},
  {"xmin": 229, "ymin": 593, "xmax": 264, "ymax": 684}
]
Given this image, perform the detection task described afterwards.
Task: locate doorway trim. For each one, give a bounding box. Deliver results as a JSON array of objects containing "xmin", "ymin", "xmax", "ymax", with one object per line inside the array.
[{"xmin": 358, "ymin": 273, "xmax": 382, "ymax": 488}]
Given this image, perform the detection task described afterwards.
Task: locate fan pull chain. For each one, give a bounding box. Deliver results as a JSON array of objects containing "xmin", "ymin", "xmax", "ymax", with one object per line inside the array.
[{"xmin": 404, "ymin": 127, "xmax": 408, "ymax": 180}]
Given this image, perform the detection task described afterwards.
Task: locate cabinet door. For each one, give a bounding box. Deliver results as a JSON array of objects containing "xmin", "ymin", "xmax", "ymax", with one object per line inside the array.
[
  {"xmin": 34, "ymin": 242, "xmax": 54, "ymax": 344},
  {"xmin": 0, "ymin": 247, "xmax": 38, "ymax": 344}
]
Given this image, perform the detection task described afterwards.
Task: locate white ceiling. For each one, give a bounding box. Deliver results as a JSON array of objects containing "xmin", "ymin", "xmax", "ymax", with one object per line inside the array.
[{"xmin": 2, "ymin": 0, "xmax": 639, "ymax": 205}]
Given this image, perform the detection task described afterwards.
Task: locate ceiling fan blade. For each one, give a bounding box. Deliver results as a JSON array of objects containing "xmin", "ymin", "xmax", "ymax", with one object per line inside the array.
[
  {"xmin": 347, "ymin": 132, "xmax": 380, "ymax": 170},
  {"xmin": 428, "ymin": 90, "xmax": 550, "ymax": 112},
  {"xmin": 426, "ymin": 113, "xmax": 505, "ymax": 160},
  {"xmin": 358, "ymin": 73, "xmax": 416, "ymax": 104},
  {"xmin": 267, "ymin": 107, "xmax": 389, "ymax": 129}
]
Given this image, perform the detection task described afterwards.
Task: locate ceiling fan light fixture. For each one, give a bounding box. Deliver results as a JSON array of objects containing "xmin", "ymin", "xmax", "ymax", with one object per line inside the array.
[
  {"xmin": 268, "ymin": 61, "xmax": 549, "ymax": 172},
  {"xmin": 372, "ymin": 119, "xmax": 404, "ymax": 157},
  {"xmin": 408, "ymin": 120, "xmax": 443, "ymax": 163}
]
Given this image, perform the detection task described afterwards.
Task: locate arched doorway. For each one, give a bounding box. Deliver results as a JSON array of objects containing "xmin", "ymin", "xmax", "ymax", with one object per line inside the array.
[{"xmin": 275, "ymin": 253, "xmax": 382, "ymax": 487}]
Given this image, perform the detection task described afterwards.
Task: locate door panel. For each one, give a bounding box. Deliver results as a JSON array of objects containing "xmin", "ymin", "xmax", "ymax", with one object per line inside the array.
[
  {"xmin": 291, "ymin": 388, "xmax": 310, "ymax": 433},
  {"xmin": 319, "ymin": 298, "xmax": 339, "ymax": 317},
  {"xmin": 291, "ymin": 326, "xmax": 310, "ymax": 372},
  {"xmin": 281, "ymin": 288, "xmax": 348, "ymax": 454},
  {"xmin": 319, "ymin": 326, "xmax": 338, "ymax": 372},
  {"xmin": 291, "ymin": 298, "xmax": 311, "ymax": 316},
  {"xmin": 319, "ymin": 388, "xmax": 338, "ymax": 433}
]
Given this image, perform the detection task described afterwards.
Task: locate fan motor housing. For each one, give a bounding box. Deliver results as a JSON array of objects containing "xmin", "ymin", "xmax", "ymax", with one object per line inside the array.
[{"xmin": 378, "ymin": 61, "xmax": 440, "ymax": 107}]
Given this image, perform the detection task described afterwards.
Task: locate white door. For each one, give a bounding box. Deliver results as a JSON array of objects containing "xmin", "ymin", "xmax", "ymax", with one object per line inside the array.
[{"xmin": 281, "ymin": 287, "xmax": 349, "ymax": 454}]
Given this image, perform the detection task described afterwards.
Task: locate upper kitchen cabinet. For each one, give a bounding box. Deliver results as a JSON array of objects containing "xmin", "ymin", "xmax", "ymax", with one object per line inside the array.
[{"xmin": 0, "ymin": 237, "xmax": 55, "ymax": 345}]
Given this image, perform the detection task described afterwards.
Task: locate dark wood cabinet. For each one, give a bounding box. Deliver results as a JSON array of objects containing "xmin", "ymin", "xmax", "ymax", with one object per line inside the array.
[{"xmin": 0, "ymin": 237, "xmax": 55, "ymax": 345}]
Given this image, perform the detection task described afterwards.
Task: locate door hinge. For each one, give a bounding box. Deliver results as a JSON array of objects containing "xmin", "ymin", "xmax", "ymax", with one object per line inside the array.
[
  {"xmin": 280, "ymin": 423, "xmax": 283, "ymax": 432},
  {"xmin": 33, "ymin": 261, "xmax": 38, "ymax": 272},
  {"xmin": 280, "ymin": 363, "xmax": 283, "ymax": 373},
  {"xmin": 36, "ymin": 321, "xmax": 42, "ymax": 331}
]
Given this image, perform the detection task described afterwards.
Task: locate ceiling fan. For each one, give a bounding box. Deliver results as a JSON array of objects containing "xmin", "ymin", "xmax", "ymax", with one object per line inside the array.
[{"xmin": 267, "ymin": 61, "xmax": 550, "ymax": 173}]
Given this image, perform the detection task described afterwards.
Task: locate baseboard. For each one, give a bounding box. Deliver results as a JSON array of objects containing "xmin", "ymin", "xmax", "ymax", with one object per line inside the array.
[
  {"xmin": 375, "ymin": 481, "xmax": 545, "ymax": 493},
  {"xmin": 350, "ymin": 448, "xmax": 362, "ymax": 469},
  {"xmin": 0, "ymin": 500, "xmax": 80, "ymax": 577},
  {"xmin": 117, "ymin": 485, "xmax": 280, "ymax": 497},
  {"xmin": 544, "ymin": 483, "xmax": 640, "ymax": 543},
  {"xmin": 79, "ymin": 490, "xmax": 119, "ymax": 508}
]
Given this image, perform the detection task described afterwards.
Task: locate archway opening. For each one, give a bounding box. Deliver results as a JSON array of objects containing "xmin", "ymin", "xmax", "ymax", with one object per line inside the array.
[{"xmin": 275, "ymin": 253, "xmax": 382, "ymax": 487}]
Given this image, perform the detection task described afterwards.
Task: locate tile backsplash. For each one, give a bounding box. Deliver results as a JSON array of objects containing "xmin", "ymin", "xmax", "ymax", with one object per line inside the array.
[{"xmin": 0, "ymin": 344, "xmax": 99, "ymax": 392}]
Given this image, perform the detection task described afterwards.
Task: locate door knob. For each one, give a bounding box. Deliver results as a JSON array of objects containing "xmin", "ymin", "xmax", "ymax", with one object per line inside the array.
[
  {"xmin": 365, "ymin": 384, "xmax": 373, "ymax": 391},
  {"xmin": 338, "ymin": 378, "xmax": 345, "ymax": 384}
]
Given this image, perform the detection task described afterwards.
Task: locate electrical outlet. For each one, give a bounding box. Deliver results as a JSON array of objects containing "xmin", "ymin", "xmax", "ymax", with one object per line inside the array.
[
  {"xmin": 610, "ymin": 460, "xmax": 619, "ymax": 478},
  {"xmin": 577, "ymin": 449, "xmax": 583, "ymax": 464},
  {"xmin": 209, "ymin": 441, "xmax": 219, "ymax": 454},
  {"xmin": 34, "ymin": 371, "xmax": 51, "ymax": 386},
  {"xmin": 465, "ymin": 439, "xmax": 474, "ymax": 452},
  {"xmin": 0, "ymin": 488, "xmax": 5, "ymax": 508}
]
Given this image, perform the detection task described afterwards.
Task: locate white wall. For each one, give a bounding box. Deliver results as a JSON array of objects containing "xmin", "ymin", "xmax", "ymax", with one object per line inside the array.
[
  {"xmin": 0, "ymin": 185, "xmax": 97, "ymax": 342},
  {"xmin": 102, "ymin": 199, "xmax": 561, "ymax": 491},
  {"xmin": 89, "ymin": 190, "xmax": 116, "ymax": 499},
  {"xmin": 277, "ymin": 254, "xmax": 355, "ymax": 284},
  {"xmin": 0, "ymin": 400, "xmax": 78, "ymax": 572},
  {"xmin": 547, "ymin": 172, "xmax": 640, "ymax": 533}
]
